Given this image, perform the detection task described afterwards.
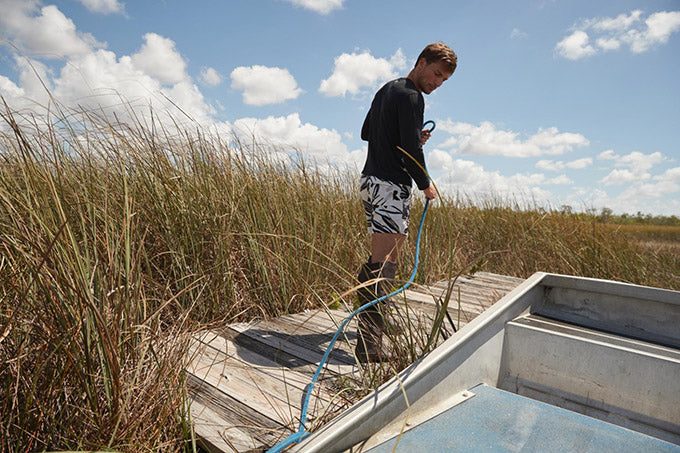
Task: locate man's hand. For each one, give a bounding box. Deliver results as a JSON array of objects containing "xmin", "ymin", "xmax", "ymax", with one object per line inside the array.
[
  {"xmin": 420, "ymin": 129, "xmax": 431, "ymax": 145},
  {"xmin": 423, "ymin": 183, "xmax": 437, "ymax": 200}
]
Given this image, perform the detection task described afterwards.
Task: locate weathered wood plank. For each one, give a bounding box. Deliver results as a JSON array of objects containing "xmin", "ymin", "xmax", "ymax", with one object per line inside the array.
[
  {"xmin": 193, "ymin": 329, "xmax": 355, "ymax": 429},
  {"xmin": 188, "ymin": 334, "xmax": 333, "ymax": 428},
  {"xmin": 188, "ymin": 344, "xmax": 297, "ymax": 428},
  {"xmin": 430, "ymin": 278, "xmax": 520, "ymax": 297},
  {"xmin": 191, "ymin": 396, "xmax": 264, "ymax": 453},
  {"xmin": 188, "ymin": 373, "xmax": 284, "ymax": 452},
  {"xmin": 407, "ymin": 277, "xmax": 517, "ymax": 301},
  {"xmin": 192, "ymin": 331, "xmax": 330, "ymax": 398},
  {"xmin": 398, "ymin": 291, "xmax": 492, "ymax": 320},
  {"xmin": 468, "ymin": 271, "xmax": 524, "ymax": 286},
  {"xmin": 399, "ymin": 288, "xmax": 493, "ymax": 315},
  {"xmin": 427, "ymin": 281, "xmax": 512, "ymax": 301},
  {"xmin": 271, "ymin": 310, "xmax": 352, "ymax": 338}
]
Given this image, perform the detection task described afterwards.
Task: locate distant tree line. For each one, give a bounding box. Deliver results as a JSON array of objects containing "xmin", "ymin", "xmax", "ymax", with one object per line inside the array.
[{"xmin": 559, "ymin": 205, "xmax": 680, "ymax": 227}]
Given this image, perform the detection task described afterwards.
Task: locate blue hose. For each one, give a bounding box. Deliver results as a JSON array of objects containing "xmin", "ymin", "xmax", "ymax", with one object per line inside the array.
[{"xmin": 267, "ymin": 198, "xmax": 430, "ymax": 452}]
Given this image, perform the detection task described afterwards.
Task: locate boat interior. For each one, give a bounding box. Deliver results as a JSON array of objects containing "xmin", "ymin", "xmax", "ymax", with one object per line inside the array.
[{"xmin": 293, "ymin": 272, "xmax": 680, "ymax": 452}]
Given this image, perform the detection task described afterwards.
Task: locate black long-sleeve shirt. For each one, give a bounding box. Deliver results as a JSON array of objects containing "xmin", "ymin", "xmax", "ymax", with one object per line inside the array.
[{"xmin": 360, "ymin": 78, "xmax": 429, "ymax": 190}]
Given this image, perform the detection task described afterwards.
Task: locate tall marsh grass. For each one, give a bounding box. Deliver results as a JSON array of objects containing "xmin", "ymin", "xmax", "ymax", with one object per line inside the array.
[
  {"xmin": 419, "ymin": 201, "xmax": 680, "ymax": 290},
  {"xmin": 1, "ymin": 100, "xmax": 678, "ymax": 451},
  {"xmin": 0, "ymin": 103, "xmax": 364, "ymax": 451}
]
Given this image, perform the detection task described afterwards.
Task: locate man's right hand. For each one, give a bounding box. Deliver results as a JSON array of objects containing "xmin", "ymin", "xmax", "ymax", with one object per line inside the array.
[
  {"xmin": 420, "ymin": 129, "xmax": 431, "ymax": 145},
  {"xmin": 423, "ymin": 183, "xmax": 437, "ymax": 200}
]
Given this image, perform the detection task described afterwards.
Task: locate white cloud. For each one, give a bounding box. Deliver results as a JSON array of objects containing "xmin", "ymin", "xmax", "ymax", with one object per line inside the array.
[
  {"xmin": 76, "ymin": 0, "xmax": 125, "ymax": 15},
  {"xmin": 511, "ymin": 28, "xmax": 528, "ymax": 39},
  {"xmin": 567, "ymin": 157, "xmax": 593, "ymax": 169},
  {"xmin": 597, "ymin": 150, "xmax": 668, "ymax": 191},
  {"xmin": 2, "ymin": 23, "xmax": 213, "ymax": 123},
  {"xmin": 428, "ymin": 149, "xmax": 553, "ymax": 203},
  {"xmin": 590, "ymin": 10, "xmax": 643, "ymax": 32},
  {"xmin": 163, "ymin": 79, "xmax": 216, "ymax": 121},
  {"xmin": 601, "ymin": 169, "xmax": 642, "ymax": 185},
  {"xmin": 429, "ymin": 144, "xmax": 677, "ymax": 216},
  {"xmin": 548, "ymin": 174, "xmax": 573, "ymax": 185},
  {"xmin": 598, "ymin": 150, "xmax": 665, "ymax": 172},
  {"xmin": 529, "ymin": 127, "xmax": 589, "ymax": 154},
  {"xmin": 231, "ymin": 113, "xmax": 358, "ymax": 166},
  {"xmin": 283, "ymin": 0, "xmax": 344, "ymax": 15},
  {"xmin": 200, "ymin": 67, "xmax": 222, "ymax": 86},
  {"xmin": 0, "ymin": 1, "xmax": 105, "ymax": 58},
  {"xmin": 565, "ymin": 184, "xmax": 680, "ymax": 216},
  {"xmin": 620, "ymin": 179, "xmax": 679, "ymax": 200},
  {"xmin": 596, "ymin": 37, "xmax": 621, "ymax": 51},
  {"xmin": 51, "ymin": 49, "xmax": 155, "ymax": 103},
  {"xmin": 596, "ymin": 150, "xmax": 667, "ymax": 188},
  {"xmin": 535, "ymin": 157, "xmax": 592, "ymax": 171},
  {"xmin": 0, "ymin": 74, "xmax": 25, "ymax": 98},
  {"xmin": 130, "ymin": 33, "xmax": 187, "ymax": 85},
  {"xmin": 555, "ymin": 31, "xmax": 596, "ymax": 60},
  {"xmin": 657, "ymin": 166, "xmax": 680, "ymax": 182},
  {"xmin": 437, "ymin": 120, "xmax": 589, "ymax": 157},
  {"xmin": 617, "ymin": 150, "xmax": 664, "ymax": 172},
  {"xmin": 597, "ymin": 149, "xmax": 617, "ymax": 160},
  {"xmin": 647, "ymin": 11, "xmax": 680, "ymax": 43},
  {"xmin": 8, "ymin": 45, "xmax": 214, "ymax": 126},
  {"xmin": 556, "ymin": 10, "xmax": 680, "ymax": 59},
  {"xmin": 10, "ymin": 55, "xmax": 53, "ymax": 106},
  {"xmin": 319, "ymin": 49, "xmax": 407, "ymax": 97},
  {"xmin": 231, "ymin": 65, "xmax": 303, "ymax": 106},
  {"xmin": 626, "ymin": 11, "xmax": 680, "ymax": 53},
  {"xmin": 428, "ymin": 147, "xmax": 454, "ymax": 170},
  {"xmin": 536, "ymin": 159, "xmax": 564, "ymax": 171}
]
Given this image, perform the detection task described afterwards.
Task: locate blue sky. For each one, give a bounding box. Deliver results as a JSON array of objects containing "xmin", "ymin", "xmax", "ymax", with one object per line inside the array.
[{"xmin": 1, "ymin": 0, "xmax": 679, "ymax": 216}]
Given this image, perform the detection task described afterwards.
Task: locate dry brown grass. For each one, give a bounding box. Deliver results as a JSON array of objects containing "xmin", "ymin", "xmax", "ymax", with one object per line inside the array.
[{"xmin": 1, "ymin": 100, "xmax": 678, "ymax": 451}]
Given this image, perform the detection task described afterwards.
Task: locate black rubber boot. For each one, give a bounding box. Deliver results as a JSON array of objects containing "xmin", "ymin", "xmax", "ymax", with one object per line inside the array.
[
  {"xmin": 355, "ymin": 259, "xmax": 397, "ymax": 363},
  {"xmin": 374, "ymin": 261, "xmax": 402, "ymax": 336}
]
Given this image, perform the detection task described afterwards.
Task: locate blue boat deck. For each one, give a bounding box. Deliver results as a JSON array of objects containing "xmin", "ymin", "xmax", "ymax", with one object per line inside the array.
[{"xmin": 366, "ymin": 384, "xmax": 680, "ymax": 453}]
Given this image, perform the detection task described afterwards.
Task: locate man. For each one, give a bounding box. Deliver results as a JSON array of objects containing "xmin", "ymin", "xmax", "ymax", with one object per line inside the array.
[{"xmin": 356, "ymin": 42, "xmax": 457, "ymax": 363}]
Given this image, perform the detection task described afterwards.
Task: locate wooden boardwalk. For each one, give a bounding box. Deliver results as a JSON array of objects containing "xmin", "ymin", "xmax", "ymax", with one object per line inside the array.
[{"xmin": 186, "ymin": 272, "xmax": 524, "ymax": 452}]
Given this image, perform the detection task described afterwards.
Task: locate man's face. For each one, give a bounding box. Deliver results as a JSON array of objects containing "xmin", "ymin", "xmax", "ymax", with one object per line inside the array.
[{"xmin": 413, "ymin": 59, "xmax": 453, "ymax": 94}]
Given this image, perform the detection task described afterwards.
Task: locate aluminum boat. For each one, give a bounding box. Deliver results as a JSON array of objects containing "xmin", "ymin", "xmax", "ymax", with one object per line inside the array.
[{"xmin": 291, "ymin": 272, "xmax": 680, "ymax": 452}]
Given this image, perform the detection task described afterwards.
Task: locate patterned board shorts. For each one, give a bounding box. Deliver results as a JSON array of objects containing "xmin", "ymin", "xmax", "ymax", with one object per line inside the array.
[{"xmin": 360, "ymin": 175, "xmax": 412, "ymax": 235}]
